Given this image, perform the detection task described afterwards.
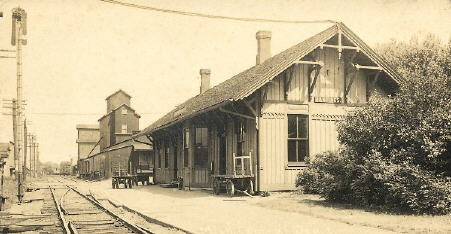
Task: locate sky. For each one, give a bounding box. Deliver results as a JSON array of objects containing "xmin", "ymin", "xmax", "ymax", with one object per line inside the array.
[{"xmin": 0, "ymin": 0, "xmax": 450, "ymax": 163}]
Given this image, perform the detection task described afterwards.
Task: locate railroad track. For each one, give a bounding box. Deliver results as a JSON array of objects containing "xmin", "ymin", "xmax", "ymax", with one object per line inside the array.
[
  {"xmin": 50, "ymin": 185, "xmax": 145, "ymax": 234},
  {"xmin": 49, "ymin": 184, "xmax": 187, "ymax": 234}
]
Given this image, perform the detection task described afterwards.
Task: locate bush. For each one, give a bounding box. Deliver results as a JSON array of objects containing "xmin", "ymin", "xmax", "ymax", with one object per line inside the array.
[
  {"xmin": 297, "ymin": 35, "xmax": 451, "ymax": 215},
  {"xmin": 297, "ymin": 150, "xmax": 451, "ymax": 214},
  {"xmin": 296, "ymin": 151, "xmax": 354, "ymax": 202}
]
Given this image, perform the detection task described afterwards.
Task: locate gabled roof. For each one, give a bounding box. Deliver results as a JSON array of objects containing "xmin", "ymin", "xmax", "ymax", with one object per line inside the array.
[
  {"xmin": 105, "ymin": 89, "xmax": 131, "ymax": 100},
  {"xmin": 85, "ymin": 135, "xmax": 152, "ymax": 159},
  {"xmin": 98, "ymin": 103, "xmax": 141, "ymax": 121},
  {"xmin": 138, "ymin": 23, "xmax": 402, "ymax": 136}
]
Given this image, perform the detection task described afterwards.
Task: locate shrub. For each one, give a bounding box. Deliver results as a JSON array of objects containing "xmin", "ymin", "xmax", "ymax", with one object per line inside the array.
[
  {"xmin": 297, "ymin": 34, "xmax": 451, "ymax": 214},
  {"xmin": 297, "ymin": 150, "xmax": 451, "ymax": 214},
  {"xmin": 296, "ymin": 151, "xmax": 354, "ymax": 200}
]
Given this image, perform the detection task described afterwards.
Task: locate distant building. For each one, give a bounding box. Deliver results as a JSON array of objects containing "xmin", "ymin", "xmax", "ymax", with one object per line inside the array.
[
  {"xmin": 99, "ymin": 90, "xmax": 140, "ymax": 150},
  {"xmin": 0, "ymin": 142, "xmax": 14, "ymax": 177},
  {"xmin": 76, "ymin": 124, "xmax": 100, "ymax": 159},
  {"xmin": 78, "ymin": 90, "xmax": 153, "ymax": 179},
  {"xmin": 76, "ymin": 124, "xmax": 100, "ymax": 176}
]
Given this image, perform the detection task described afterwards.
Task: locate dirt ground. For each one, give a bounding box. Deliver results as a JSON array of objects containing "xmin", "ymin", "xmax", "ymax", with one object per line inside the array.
[
  {"xmin": 70, "ymin": 177, "xmax": 449, "ymax": 234},
  {"xmin": 253, "ymin": 192, "xmax": 451, "ymax": 234},
  {"xmin": 2, "ymin": 176, "xmax": 450, "ymax": 233}
]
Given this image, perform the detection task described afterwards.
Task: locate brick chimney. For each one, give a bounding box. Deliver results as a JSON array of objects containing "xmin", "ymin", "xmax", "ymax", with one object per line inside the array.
[
  {"xmin": 200, "ymin": 69, "xmax": 211, "ymax": 94},
  {"xmin": 256, "ymin": 31, "xmax": 272, "ymax": 65}
]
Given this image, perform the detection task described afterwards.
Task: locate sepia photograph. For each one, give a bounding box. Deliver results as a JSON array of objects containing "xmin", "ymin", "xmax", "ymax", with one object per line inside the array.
[{"xmin": 0, "ymin": 0, "xmax": 450, "ymax": 233}]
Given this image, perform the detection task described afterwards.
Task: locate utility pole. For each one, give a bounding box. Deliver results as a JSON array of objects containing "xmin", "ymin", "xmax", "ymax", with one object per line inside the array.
[
  {"xmin": 12, "ymin": 100, "xmax": 18, "ymax": 182},
  {"xmin": 32, "ymin": 136, "xmax": 37, "ymax": 178},
  {"xmin": 27, "ymin": 134, "xmax": 34, "ymax": 178},
  {"xmin": 36, "ymin": 143, "xmax": 39, "ymax": 177},
  {"xmin": 12, "ymin": 7, "xmax": 27, "ymax": 202},
  {"xmin": 23, "ymin": 120, "xmax": 27, "ymax": 181},
  {"xmin": 31, "ymin": 135, "xmax": 34, "ymax": 177}
]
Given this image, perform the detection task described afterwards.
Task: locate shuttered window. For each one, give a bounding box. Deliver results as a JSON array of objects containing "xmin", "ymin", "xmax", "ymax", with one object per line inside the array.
[{"xmin": 288, "ymin": 114, "xmax": 309, "ymax": 163}]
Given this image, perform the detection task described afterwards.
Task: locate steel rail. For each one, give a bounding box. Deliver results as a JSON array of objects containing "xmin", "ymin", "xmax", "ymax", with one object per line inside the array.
[
  {"xmin": 59, "ymin": 188, "xmax": 71, "ymax": 215},
  {"xmin": 67, "ymin": 185, "xmax": 150, "ymax": 234},
  {"xmin": 49, "ymin": 186, "xmax": 72, "ymax": 234}
]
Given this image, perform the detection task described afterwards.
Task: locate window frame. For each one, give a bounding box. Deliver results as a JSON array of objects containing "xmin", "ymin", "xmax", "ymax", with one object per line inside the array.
[
  {"xmin": 121, "ymin": 124, "xmax": 127, "ymax": 134},
  {"xmin": 194, "ymin": 127, "xmax": 208, "ymax": 168},
  {"xmin": 287, "ymin": 114, "xmax": 309, "ymax": 166}
]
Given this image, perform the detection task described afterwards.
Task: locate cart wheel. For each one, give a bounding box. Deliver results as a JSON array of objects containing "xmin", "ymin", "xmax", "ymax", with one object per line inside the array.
[
  {"xmin": 247, "ymin": 179, "xmax": 254, "ymax": 195},
  {"xmin": 213, "ymin": 179, "xmax": 221, "ymax": 195},
  {"xmin": 226, "ymin": 180, "xmax": 235, "ymax": 197}
]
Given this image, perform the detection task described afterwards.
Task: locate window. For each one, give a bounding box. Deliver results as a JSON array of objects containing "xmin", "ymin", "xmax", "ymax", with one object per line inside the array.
[
  {"xmin": 183, "ymin": 128, "xmax": 189, "ymax": 167},
  {"xmin": 288, "ymin": 114, "xmax": 309, "ymax": 163},
  {"xmin": 194, "ymin": 127, "xmax": 208, "ymax": 168},
  {"xmin": 164, "ymin": 141, "xmax": 169, "ymax": 169},
  {"xmin": 235, "ymin": 119, "xmax": 246, "ymax": 156},
  {"xmin": 121, "ymin": 108, "xmax": 127, "ymax": 115},
  {"xmin": 121, "ymin": 124, "xmax": 127, "ymax": 134}
]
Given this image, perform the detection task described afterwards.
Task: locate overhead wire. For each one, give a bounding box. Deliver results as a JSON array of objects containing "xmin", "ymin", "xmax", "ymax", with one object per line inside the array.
[
  {"xmin": 100, "ymin": 0, "xmax": 336, "ymax": 24},
  {"xmin": 27, "ymin": 112, "xmax": 163, "ymax": 115}
]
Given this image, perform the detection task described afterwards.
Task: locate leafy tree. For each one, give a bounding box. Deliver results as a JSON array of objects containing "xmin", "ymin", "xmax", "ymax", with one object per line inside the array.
[{"xmin": 297, "ymin": 34, "xmax": 451, "ymax": 214}]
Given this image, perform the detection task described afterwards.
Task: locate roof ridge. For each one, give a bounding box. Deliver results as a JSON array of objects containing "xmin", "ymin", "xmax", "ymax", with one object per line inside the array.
[
  {"xmin": 98, "ymin": 103, "xmax": 141, "ymax": 121},
  {"xmin": 105, "ymin": 89, "xmax": 132, "ymax": 100},
  {"xmin": 138, "ymin": 22, "xmax": 401, "ymax": 136}
]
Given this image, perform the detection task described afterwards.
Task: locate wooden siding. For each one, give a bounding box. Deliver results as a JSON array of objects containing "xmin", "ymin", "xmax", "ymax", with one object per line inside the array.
[
  {"xmin": 310, "ymin": 117, "xmax": 341, "ymax": 158},
  {"xmin": 266, "ymin": 73, "xmax": 285, "ymax": 101},
  {"xmin": 257, "ymin": 46, "xmax": 372, "ymax": 191},
  {"xmin": 258, "ymin": 103, "xmax": 346, "ymax": 191},
  {"xmin": 286, "ymin": 64, "xmax": 309, "ymax": 103},
  {"xmin": 265, "ymin": 47, "xmax": 367, "ymax": 104},
  {"xmin": 347, "ymin": 70, "xmax": 367, "ymax": 104},
  {"xmin": 259, "ymin": 102, "xmax": 288, "ymax": 191},
  {"xmin": 312, "ymin": 48, "xmax": 345, "ymax": 101}
]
